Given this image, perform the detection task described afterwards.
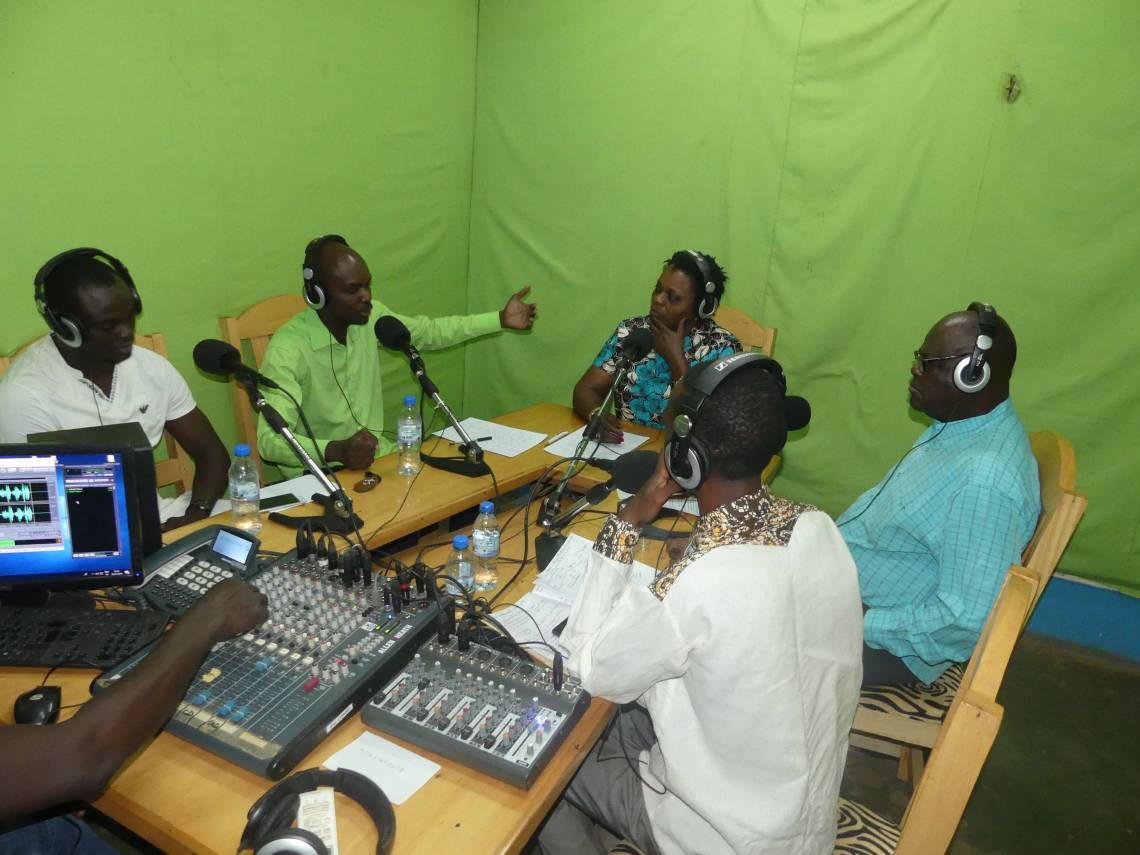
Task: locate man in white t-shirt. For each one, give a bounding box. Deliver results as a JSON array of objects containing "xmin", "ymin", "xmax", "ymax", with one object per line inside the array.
[
  {"xmin": 0, "ymin": 248, "xmax": 229, "ymax": 530},
  {"xmin": 540, "ymin": 354, "xmax": 862, "ymax": 855}
]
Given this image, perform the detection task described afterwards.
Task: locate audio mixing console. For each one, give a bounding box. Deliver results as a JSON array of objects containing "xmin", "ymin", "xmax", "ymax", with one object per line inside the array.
[
  {"xmin": 362, "ymin": 635, "xmax": 591, "ymax": 788},
  {"xmin": 97, "ymin": 550, "xmax": 439, "ymax": 778}
]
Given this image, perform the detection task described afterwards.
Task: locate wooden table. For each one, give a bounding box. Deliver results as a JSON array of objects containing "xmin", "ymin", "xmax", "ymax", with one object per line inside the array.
[{"xmin": 0, "ymin": 403, "xmax": 667, "ymax": 854}]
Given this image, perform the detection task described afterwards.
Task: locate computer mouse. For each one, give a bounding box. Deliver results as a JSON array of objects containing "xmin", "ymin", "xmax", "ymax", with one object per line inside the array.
[{"xmin": 13, "ymin": 685, "xmax": 62, "ymax": 725}]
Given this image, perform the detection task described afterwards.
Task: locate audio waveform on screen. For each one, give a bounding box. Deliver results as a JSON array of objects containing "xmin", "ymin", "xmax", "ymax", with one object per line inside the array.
[
  {"xmin": 0, "ymin": 506, "xmax": 39, "ymax": 524},
  {"xmin": 0, "ymin": 483, "xmax": 34, "ymax": 502}
]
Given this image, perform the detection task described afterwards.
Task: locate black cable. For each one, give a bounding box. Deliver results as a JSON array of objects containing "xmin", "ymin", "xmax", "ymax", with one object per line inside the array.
[
  {"xmin": 361, "ymin": 407, "xmax": 442, "ymax": 546},
  {"xmin": 837, "ymin": 420, "xmax": 950, "ymax": 530}
]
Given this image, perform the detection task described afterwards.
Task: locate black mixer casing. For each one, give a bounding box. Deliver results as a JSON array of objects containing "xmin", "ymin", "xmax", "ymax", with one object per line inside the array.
[{"xmin": 96, "ymin": 551, "xmax": 440, "ymax": 779}]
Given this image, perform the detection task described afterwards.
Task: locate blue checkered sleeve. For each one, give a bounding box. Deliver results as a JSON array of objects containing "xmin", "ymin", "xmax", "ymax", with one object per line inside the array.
[{"xmin": 864, "ymin": 483, "xmax": 1027, "ymax": 666}]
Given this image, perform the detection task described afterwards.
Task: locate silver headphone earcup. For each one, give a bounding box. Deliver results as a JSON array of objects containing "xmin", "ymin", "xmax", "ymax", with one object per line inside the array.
[
  {"xmin": 303, "ymin": 284, "xmax": 325, "ymax": 310},
  {"xmin": 55, "ymin": 315, "xmax": 84, "ymax": 349},
  {"xmin": 698, "ymin": 295, "xmax": 719, "ymax": 320},
  {"xmin": 953, "ymin": 358, "xmax": 990, "ymax": 394},
  {"xmin": 667, "ymin": 444, "xmax": 703, "ymax": 492}
]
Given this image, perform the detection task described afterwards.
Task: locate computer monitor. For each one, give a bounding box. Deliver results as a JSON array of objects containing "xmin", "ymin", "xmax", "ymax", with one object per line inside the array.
[
  {"xmin": 29, "ymin": 422, "xmax": 162, "ymax": 557},
  {"xmin": 0, "ymin": 444, "xmax": 143, "ymax": 593}
]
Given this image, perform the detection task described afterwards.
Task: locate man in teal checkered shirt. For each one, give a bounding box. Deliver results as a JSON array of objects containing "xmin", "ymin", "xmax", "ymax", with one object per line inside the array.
[{"xmin": 838, "ymin": 305, "xmax": 1040, "ymax": 685}]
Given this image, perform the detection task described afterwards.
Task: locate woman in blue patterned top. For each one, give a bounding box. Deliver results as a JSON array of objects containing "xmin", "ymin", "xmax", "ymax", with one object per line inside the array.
[{"xmin": 572, "ymin": 250, "xmax": 742, "ymax": 442}]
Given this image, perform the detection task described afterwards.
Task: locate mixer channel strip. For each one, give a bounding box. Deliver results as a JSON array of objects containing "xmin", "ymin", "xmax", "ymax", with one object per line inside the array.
[
  {"xmin": 96, "ymin": 552, "xmax": 439, "ymax": 779},
  {"xmin": 361, "ymin": 636, "xmax": 591, "ymax": 788}
]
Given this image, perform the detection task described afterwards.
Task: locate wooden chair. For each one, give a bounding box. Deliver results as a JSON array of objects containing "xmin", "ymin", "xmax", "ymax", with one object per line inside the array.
[
  {"xmin": 836, "ymin": 565, "xmax": 1039, "ymax": 854},
  {"xmin": 713, "ymin": 306, "xmax": 778, "ymax": 356},
  {"xmin": 0, "ymin": 333, "xmax": 195, "ymax": 494},
  {"xmin": 218, "ymin": 294, "xmax": 307, "ymax": 478},
  {"xmin": 850, "ymin": 430, "xmax": 1087, "ymax": 783}
]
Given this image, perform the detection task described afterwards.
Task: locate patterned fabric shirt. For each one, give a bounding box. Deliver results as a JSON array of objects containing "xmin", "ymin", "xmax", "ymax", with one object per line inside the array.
[
  {"xmin": 838, "ymin": 398, "xmax": 1040, "ymax": 683},
  {"xmin": 592, "ymin": 315, "xmax": 741, "ymax": 427}
]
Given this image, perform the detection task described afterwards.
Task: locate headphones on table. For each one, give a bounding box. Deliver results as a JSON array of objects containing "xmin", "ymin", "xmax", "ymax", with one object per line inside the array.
[
  {"xmin": 953, "ymin": 301, "xmax": 997, "ymax": 394},
  {"xmin": 683, "ymin": 249, "xmax": 720, "ymax": 319},
  {"xmin": 665, "ymin": 351, "xmax": 787, "ymax": 491},
  {"xmin": 302, "ymin": 234, "xmax": 349, "ymax": 310},
  {"xmin": 33, "ymin": 247, "xmax": 141, "ymax": 349},
  {"xmin": 240, "ymin": 767, "xmax": 395, "ymax": 855}
]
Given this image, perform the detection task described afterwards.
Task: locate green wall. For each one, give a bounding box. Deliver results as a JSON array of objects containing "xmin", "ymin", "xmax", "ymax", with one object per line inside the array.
[
  {"xmin": 0, "ymin": 0, "xmax": 480, "ymax": 452},
  {"xmin": 464, "ymin": 0, "xmax": 1140, "ymax": 591},
  {"xmin": 2, "ymin": 1, "xmax": 1137, "ymax": 590}
]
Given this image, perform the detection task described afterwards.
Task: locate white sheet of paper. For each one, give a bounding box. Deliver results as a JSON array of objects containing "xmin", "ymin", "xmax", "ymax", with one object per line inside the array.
[
  {"xmin": 535, "ymin": 533, "xmax": 657, "ymax": 605},
  {"xmin": 543, "ymin": 425, "xmax": 649, "ymax": 462},
  {"xmin": 493, "ymin": 592, "xmax": 572, "ymax": 662},
  {"xmin": 209, "ymin": 473, "xmax": 331, "ymax": 516},
  {"xmin": 434, "ymin": 417, "xmax": 547, "ymax": 458},
  {"xmin": 323, "ymin": 731, "xmax": 440, "ymax": 805}
]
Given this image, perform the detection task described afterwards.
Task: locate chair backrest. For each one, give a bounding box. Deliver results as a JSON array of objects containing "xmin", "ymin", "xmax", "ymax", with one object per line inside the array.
[
  {"xmin": 133, "ymin": 332, "xmax": 197, "ymax": 494},
  {"xmin": 219, "ymin": 294, "xmax": 307, "ymax": 477},
  {"xmin": 894, "ymin": 566, "xmax": 1039, "ymax": 854},
  {"xmin": 712, "ymin": 306, "xmax": 778, "ymax": 356},
  {"xmin": 1021, "ymin": 431, "xmax": 1087, "ymax": 612},
  {"xmin": 1, "ymin": 333, "xmax": 194, "ymax": 494}
]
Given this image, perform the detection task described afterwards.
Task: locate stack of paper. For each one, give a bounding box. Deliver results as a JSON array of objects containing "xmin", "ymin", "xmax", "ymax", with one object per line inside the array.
[{"xmin": 493, "ymin": 533, "xmax": 656, "ymax": 662}]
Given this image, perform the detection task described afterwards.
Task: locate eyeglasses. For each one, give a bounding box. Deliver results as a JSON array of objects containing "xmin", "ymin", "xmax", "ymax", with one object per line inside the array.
[{"xmin": 912, "ymin": 350, "xmax": 971, "ymax": 374}]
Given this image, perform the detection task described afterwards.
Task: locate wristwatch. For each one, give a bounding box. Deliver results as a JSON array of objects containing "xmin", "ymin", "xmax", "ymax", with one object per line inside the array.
[{"xmin": 189, "ymin": 498, "xmax": 214, "ymax": 515}]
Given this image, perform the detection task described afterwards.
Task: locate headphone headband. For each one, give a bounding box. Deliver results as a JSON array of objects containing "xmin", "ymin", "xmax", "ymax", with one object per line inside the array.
[
  {"xmin": 954, "ymin": 301, "xmax": 997, "ymax": 393},
  {"xmin": 666, "ymin": 352, "xmax": 785, "ymax": 490},
  {"xmin": 33, "ymin": 247, "xmax": 141, "ymax": 349},
  {"xmin": 242, "ymin": 766, "xmax": 394, "ymax": 855},
  {"xmin": 682, "ymin": 249, "xmax": 720, "ymax": 319},
  {"xmin": 302, "ymin": 234, "xmax": 348, "ymax": 309}
]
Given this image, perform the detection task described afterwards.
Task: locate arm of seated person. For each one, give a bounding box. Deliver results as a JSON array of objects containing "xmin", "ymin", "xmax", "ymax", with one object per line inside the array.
[
  {"xmin": 161, "ymin": 407, "xmax": 230, "ymax": 531},
  {"xmin": 0, "ymin": 580, "xmax": 267, "ymax": 821},
  {"xmin": 864, "ymin": 484, "xmax": 1028, "ymax": 665}
]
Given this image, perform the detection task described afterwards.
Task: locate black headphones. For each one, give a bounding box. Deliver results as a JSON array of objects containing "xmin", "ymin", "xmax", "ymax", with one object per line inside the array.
[
  {"xmin": 684, "ymin": 249, "xmax": 720, "ymax": 319},
  {"xmin": 953, "ymin": 301, "xmax": 997, "ymax": 394},
  {"xmin": 33, "ymin": 247, "xmax": 142, "ymax": 349},
  {"xmin": 240, "ymin": 767, "xmax": 395, "ymax": 855},
  {"xmin": 665, "ymin": 351, "xmax": 787, "ymax": 491},
  {"xmin": 302, "ymin": 234, "xmax": 349, "ymax": 310}
]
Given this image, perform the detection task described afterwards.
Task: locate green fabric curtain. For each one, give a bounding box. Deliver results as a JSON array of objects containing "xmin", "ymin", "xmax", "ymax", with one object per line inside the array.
[{"xmin": 465, "ymin": 0, "xmax": 1140, "ymax": 591}]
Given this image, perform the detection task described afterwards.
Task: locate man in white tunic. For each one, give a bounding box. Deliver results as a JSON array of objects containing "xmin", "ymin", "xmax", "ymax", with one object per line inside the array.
[{"xmin": 540, "ymin": 355, "xmax": 863, "ymax": 855}]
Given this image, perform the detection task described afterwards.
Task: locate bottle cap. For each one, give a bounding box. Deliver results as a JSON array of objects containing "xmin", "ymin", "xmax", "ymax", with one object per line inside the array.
[
  {"xmin": 404, "ymin": 395, "xmax": 416, "ymax": 407},
  {"xmin": 479, "ymin": 500, "xmax": 494, "ymax": 514},
  {"xmin": 234, "ymin": 443, "xmax": 251, "ymax": 457},
  {"xmin": 452, "ymin": 535, "xmax": 468, "ymax": 550}
]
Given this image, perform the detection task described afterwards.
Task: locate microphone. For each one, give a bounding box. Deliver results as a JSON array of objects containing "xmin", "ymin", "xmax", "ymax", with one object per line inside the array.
[
  {"xmin": 192, "ymin": 339, "xmax": 281, "ymax": 390},
  {"xmin": 535, "ymin": 480, "xmax": 617, "ymax": 571},
  {"xmin": 194, "ymin": 340, "xmax": 356, "ymax": 527},
  {"xmin": 582, "ymin": 328, "xmax": 654, "ymax": 443},
  {"xmin": 786, "ymin": 395, "xmax": 811, "ymax": 431},
  {"xmin": 375, "ymin": 315, "xmax": 488, "ymax": 476},
  {"xmin": 619, "ymin": 327, "xmax": 653, "ymax": 362}
]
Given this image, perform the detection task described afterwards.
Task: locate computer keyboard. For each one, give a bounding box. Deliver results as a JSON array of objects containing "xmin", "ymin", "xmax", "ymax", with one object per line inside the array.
[{"xmin": 0, "ymin": 606, "xmax": 169, "ymax": 669}]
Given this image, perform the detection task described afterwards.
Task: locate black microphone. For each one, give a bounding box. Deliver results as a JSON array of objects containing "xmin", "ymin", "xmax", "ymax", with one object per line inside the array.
[
  {"xmin": 192, "ymin": 339, "xmax": 281, "ymax": 390},
  {"xmin": 374, "ymin": 315, "xmax": 412, "ymax": 352},
  {"xmin": 619, "ymin": 327, "xmax": 653, "ymax": 362},
  {"xmin": 786, "ymin": 395, "xmax": 811, "ymax": 431}
]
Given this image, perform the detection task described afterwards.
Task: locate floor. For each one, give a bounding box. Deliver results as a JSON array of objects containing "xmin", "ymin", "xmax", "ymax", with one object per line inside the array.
[
  {"xmin": 82, "ymin": 632, "xmax": 1140, "ymax": 853},
  {"xmin": 842, "ymin": 633, "xmax": 1140, "ymax": 854}
]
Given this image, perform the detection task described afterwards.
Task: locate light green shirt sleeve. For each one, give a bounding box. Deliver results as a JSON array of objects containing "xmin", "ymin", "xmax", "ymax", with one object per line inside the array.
[{"xmin": 385, "ymin": 306, "xmax": 502, "ymax": 350}]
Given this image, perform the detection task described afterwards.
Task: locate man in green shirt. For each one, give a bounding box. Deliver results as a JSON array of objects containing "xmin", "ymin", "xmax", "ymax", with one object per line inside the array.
[{"xmin": 257, "ymin": 234, "xmax": 537, "ymax": 476}]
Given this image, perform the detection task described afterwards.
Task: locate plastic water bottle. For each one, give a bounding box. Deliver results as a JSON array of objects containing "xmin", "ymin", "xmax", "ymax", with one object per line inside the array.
[
  {"xmin": 228, "ymin": 443, "xmax": 261, "ymax": 533},
  {"xmin": 471, "ymin": 500, "xmax": 500, "ymax": 592},
  {"xmin": 397, "ymin": 395, "xmax": 422, "ymax": 476},
  {"xmin": 444, "ymin": 535, "xmax": 474, "ymax": 596}
]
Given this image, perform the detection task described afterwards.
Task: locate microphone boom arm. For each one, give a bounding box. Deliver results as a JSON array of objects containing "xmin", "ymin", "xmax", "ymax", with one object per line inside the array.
[{"xmin": 238, "ymin": 378, "xmax": 353, "ymax": 518}]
